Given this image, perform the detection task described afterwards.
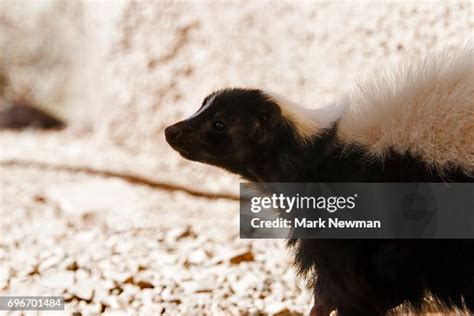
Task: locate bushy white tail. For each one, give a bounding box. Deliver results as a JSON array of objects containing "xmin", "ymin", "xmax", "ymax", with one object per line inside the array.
[{"xmin": 338, "ymin": 45, "xmax": 474, "ymax": 173}]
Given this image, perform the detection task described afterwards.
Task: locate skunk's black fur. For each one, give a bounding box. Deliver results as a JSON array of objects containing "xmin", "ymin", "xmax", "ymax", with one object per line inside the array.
[
  {"xmin": 165, "ymin": 85, "xmax": 473, "ymax": 315},
  {"xmin": 278, "ymin": 127, "xmax": 474, "ymax": 315}
]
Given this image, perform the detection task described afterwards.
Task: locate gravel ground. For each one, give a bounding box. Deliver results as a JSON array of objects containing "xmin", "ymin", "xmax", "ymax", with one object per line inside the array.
[{"xmin": 0, "ymin": 131, "xmax": 312, "ymax": 316}]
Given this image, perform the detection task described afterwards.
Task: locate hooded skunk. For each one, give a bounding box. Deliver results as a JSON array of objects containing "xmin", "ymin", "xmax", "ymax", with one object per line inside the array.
[{"xmin": 165, "ymin": 47, "xmax": 473, "ymax": 315}]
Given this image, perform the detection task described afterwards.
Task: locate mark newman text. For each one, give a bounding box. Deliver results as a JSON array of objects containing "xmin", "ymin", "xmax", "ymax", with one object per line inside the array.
[{"xmin": 251, "ymin": 217, "xmax": 382, "ymax": 229}]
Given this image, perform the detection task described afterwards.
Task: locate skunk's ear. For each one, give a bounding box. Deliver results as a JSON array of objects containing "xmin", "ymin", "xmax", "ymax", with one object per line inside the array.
[
  {"xmin": 258, "ymin": 101, "xmax": 281, "ymax": 128},
  {"xmin": 251, "ymin": 102, "xmax": 281, "ymax": 142}
]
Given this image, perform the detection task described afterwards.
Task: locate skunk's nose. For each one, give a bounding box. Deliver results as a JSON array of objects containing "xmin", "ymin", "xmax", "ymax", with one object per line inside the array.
[{"xmin": 165, "ymin": 125, "xmax": 181, "ymax": 143}]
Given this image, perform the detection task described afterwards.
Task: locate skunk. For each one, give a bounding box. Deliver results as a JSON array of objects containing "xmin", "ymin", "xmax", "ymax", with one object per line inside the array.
[{"xmin": 165, "ymin": 47, "xmax": 474, "ymax": 315}]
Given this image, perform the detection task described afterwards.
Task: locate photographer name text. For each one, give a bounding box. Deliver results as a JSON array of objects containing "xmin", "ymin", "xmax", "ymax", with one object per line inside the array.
[{"xmin": 251, "ymin": 217, "xmax": 381, "ymax": 229}]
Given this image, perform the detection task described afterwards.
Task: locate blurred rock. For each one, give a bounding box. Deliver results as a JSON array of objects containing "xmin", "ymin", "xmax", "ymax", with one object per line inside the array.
[
  {"xmin": 0, "ymin": 265, "xmax": 10, "ymax": 289},
  {"xmin": 140, "ymin": 304, "xmax": 165, "ymax": 315},
  {"xmin": 135, "ymin": 280, "xmax": 154, "ymax": 290},
  {"xmin": 229, "ymin": 249, "xmax": 255, "ymax": 265},
  {"xmin": 231, "ymin": 274, "xmax": 260, "ymax": 295},
  {"xmin": 46, "ymin": 179, "xmax": 138, "ymax": 215},
  {"xmin": 39, "ymin": 271, "xmax": 74, "ymax": 289},
  {"xmin": 266, "ymin": 302, "xmax": 291, "ymax": 315},
  {"xmin": 66, "ymin": 260, "xmax": 80, "ymax": 272},
  {"xmin": 0, "ymin": 99, "xmax": 64, "ymax": 130},
  {"xmin": 69, "ymin": 279, "xmax": 96, "ymax": 302},
  {"xmin": 186, "ymin": 249, "xmax": 207, "ymax": 265},
  {"xmin": 165, "ymin": 226, "xmax": 196, "ymax": 242}
]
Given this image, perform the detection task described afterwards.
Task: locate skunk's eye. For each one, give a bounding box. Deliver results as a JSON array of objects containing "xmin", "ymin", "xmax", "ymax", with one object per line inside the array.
[{"xmin": 214, "ymin": 121, "xmax": 225, "ymax": 131}]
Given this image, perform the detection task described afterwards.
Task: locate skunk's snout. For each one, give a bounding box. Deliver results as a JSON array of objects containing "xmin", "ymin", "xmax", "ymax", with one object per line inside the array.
[
  {"xmin": 165, "ymin": 124, "xmax": 182, "ymax": 144},
  {"xmin": 165, "ymin": 121, "xmax": 201, "ymax": 160}
]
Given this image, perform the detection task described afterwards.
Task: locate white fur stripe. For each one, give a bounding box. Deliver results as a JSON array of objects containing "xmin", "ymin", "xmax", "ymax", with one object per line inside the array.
[
  {"xmin": 266, "ymin": 92, "xmax": 346, "ymax": 141},
  {"xmin": 187, "ymin": 95, "xmax": 216, "ymax": 120}
]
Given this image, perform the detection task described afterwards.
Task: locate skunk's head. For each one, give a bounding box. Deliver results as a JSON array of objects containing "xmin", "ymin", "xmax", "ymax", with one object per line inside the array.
[
  {"xmin": 165, "ymin": 88, "xmax": 335, "ymax": 181},
  {"xmin": 165, "ymin": 88, "xmax": 289, "ymax": 170}
]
